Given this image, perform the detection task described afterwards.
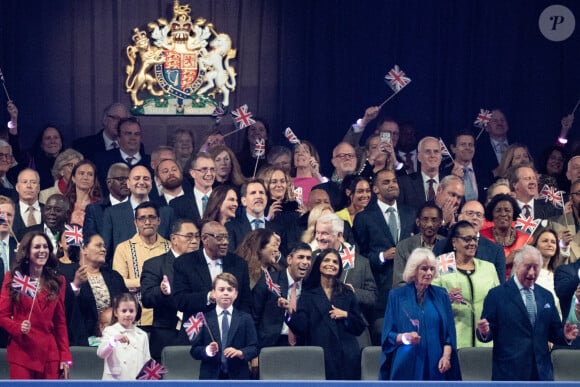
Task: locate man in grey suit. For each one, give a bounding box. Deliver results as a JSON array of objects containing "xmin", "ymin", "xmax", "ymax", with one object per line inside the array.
[
  {"xmin": 392, "ymin": 202, "xmax": 444, "ymax": 288},
  {"xmin": 314, "ymin": 213, "xmax": 377, "ymax": 322}
]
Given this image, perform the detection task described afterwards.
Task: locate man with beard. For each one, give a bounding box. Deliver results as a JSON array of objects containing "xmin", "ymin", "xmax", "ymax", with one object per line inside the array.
[
  {"xmin": 252, "ymin": 242, "xmax": 313, "ymax": 349},
  {"xmin": 23, "ymin": 193, "xmax": 68, "ymax": 255},
  {"xmin": 434, "ymin": 200, "xmax": 506, "ymax": 283},
  {"xmin": 113, "ymin": 201, "xmax": 170, "ymax": 333},
  {"xmin": 102, "ymin": 165, "xmax": 174, "ymax": 261},
  {"xmin": 141, "ymin": 219, "xmax": 200, "ymax": 361},
  {"xmin": 392, "ymin": 202, "xmax": 444, "ymax": 288},
  {"xmin": 173, "ymin": 221, "xmax": 252, "ymax": 337},
  {"xmin": 156, "ymin": 158, "xmax": 187, "ymax": 205},
  {"xmin": 83, "ymin": 163, "xmax": 130, "ymax": 238},
  {"xmin": 353, "ymin": 169, "xmax": 414, "ymax": 338},
  {"xmin": 314, "ymin": 213, "xmax": 376, "ymax": 321},
  {"xmin": 226, "ymin": 179, "xmax": 284, "ymax": 253}
]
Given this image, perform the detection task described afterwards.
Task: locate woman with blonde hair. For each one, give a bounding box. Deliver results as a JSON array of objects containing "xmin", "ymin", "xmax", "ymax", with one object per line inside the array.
[
  {"xmin": 39, "ymin": 149, "xmax": 83, "ymax": 204},
  {"xmin": 209, "ymin": 145, "xmax": 246, "ymax": 188},
  {"xmin": 493, "ymin": 143, "xmax": 533, "ymax": 179}
]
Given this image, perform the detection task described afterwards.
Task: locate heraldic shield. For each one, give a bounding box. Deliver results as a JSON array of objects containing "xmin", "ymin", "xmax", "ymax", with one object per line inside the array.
[{"xmin": 125, "ymin": 0, "xmax": 237, "ymax": 115}]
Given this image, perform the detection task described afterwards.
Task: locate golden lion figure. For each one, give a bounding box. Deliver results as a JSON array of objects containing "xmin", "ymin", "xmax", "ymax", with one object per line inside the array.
[
  {"xmin": 125, "ymin": 28, "xmax": 165, "ymax": 106},
  {"xmin": 197, "ymin": 33, "xmax": 237, "ymax": 107}
]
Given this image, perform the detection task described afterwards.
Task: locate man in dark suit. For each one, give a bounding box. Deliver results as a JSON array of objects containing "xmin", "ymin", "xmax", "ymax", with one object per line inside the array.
[
  {"xmin": 434, "ymin": 200, "xmax": 506, "ymax": 282},
  {"xmin": 22, "ymin": 193, "xmax": 68, "ymax": 256},
  {"xmin": 0, "ymin": 195, "xmax": 18, "ymax": 348},
  {"xmin": 314, "ymin": 142, "xmax": 358, "ymax": 210},
  {"xmin": 443, "ymin": 130, "xmax": 484, "ymax": 203},
  {"xmin": 510, "ymin": 164, "xmax": 560, "ymax": 223},
  {"xmin": 83, "ymin": 163, "xmax": 130, "ymax": 238},
  {"xmin": 226, "ymin": 179, "xmax": 283, "ymax": 253},
  {"xmin": 555, "ymin": 258, "xmax": 580, "ymax": 328},
  {"xmin": 173, "ymin": 221, "xmax": 252, "ymax": 330},
  {"xmin": 473, "ymin": 108, "xmax": 511, "ymax": 191},
  {"xmin": 397, "ymin": 136, "xmax": 443, "ymax": 210},
  {"xmin": 141, "ymin": 219, "xmax": 200, "ymax": 361},
  {"xmin": 190, "ymin": 272, "xmax": 258, "ymax": 380},
  {"xmin": 155, "ymin": 158, "xmax": 193, "ymax": 206},
  {"xmin": 353, "ymin": 169, "xmax": 414, "ymax": 325},
  {"xmin": 102, "ymin": 165, "xmax": 174, "ymax": 262},
  {"xmin": 170, "ymin": 153, "xmax": 215, "ymax": 224},
  {"xmin": 252, "ymin": 242, "xmax": 312, "ymax": 349},
  {"xmin": 94, "ymin": 117, "xmax": 152, "ymax": 195},
  {"xmin": 72, "ymin": 102, "xmax": 129, "ymax": 161},
  {"xmin": 314, "ymin": 213, "xmax": 377, "ymax": 322},
  {"xmin": 13, "ymin": 168, "xmax": 44, "ymax": 240},
  {"xmin": 477, "ymin": 245, "xmax": 578, "ymax": 381}
]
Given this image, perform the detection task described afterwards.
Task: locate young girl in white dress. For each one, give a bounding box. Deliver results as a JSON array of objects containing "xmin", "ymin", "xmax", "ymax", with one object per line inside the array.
[{"xmin": 97, "ymin": 293, "xmax": 150, "ymax": 380}]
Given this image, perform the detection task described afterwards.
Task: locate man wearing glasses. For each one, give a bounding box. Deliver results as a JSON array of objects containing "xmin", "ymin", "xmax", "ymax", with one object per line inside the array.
[
  {"xmin": 102, "ymin": 165, "xmax": 174, "ymax": 260},
  {"xmin": 313, "ymin": 142, "xmax": 357, "ymax": 211},
  {"xmin": 173, "ymin": 220, "xmax": 252, "ymax": 338},
  {"xmin": 113, "ymin": 201, "xmax": 171, "ymax": 333},
  {"xmin": 141, "ymin": 219, "xmax": 200, "ymax": 361},
  {"xmin": 170, "ymin": 153, "xmax": 215, "ymax": 224},
  {"xmin": 72, "ymin": 102, "xmax": 130, "ymax": 161}
]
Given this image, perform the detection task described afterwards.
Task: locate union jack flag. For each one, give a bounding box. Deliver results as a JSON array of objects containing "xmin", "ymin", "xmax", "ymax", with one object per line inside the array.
[
  {"xmin": 12, "ymin": 271, "xmax": 38, "ymax": 298},
  {"xmin": 293, "ymin": 187, "xmax": 303, "ymax": 205},
  {"xmin": 183, "ymin": 312, "xmax": 205, "ymax": 341},
  {"xmin": 231, "ymin": 104, "xmax": 256, "ymax": 129},
  {"xmin": 474, "ymin": 109, "xmax": 493, "ymax": 128},
  {"xmin": 538, "ymin": 184, "xmax": 564, "ymax": 209},
  {"xmin": 438, "ymin": 138, "xmax": 452, "ymax": 158},
  {"xmin": 403, "ymin": 309, "xmax": 420, "ymax": 333},
  {"xmin": 212, "ymin": 102, "xmax": 226, "ymax": 123},
  {"xmin": 136, "ymin": 359, "xmax": 167, "ymax": 380},
  {"xmin": 384, "ymin": 65, "xmax": 411, "ymax": 92},
  {"xmin": 254, "ymin": 139, "xmax": 266, "ymax": 157},
  {"xmin": 64, "ymin": 224, "xmax": 83, "ymax": 246},
  {"xmin": 436, "ymin": 252, "xmax": 456, "ymax": 275},
  {"xmin": 262, "ymin": 268, "xmax": 281, "ymax": 297},
  {"xmin": 339, "ymin": 244, "xmax": 355, "ymax": 269},
  {"xmin": 515, "ymin": 215, "xmax": 541, "ymax": 235},
  {"xmin": 284, "ymin": 127, "xmax": 300, "ymax": 145}
]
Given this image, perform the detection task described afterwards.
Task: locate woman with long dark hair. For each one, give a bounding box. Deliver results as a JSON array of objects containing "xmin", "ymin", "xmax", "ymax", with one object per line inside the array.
[
  {"xmin": 287, "ymin": 248, "xmax": 366, "ymax": 380},
  {"xmin": 0, "ymin": 231, "xmax": 72, "ymax": 379}
]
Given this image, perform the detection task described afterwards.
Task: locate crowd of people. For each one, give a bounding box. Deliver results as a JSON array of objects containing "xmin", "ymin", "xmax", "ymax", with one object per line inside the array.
[{"xmin": 0, "ymin": 99, "xmax": 579, "ymax": 381}]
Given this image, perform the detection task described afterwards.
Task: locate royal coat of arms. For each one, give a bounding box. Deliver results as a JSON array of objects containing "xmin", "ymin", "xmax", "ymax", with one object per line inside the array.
[{"xmin": 125, "ymin": 0, "xmax": 237, "ymax": 115}]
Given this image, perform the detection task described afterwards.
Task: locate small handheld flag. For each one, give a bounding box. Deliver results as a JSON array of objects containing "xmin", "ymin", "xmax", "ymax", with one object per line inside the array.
[
  {"xmin": 183, "ymin": 312, "xmax": 205, "ymax": 342},
  {"xmin": 12, "ymin": 271, "xmax": 38, "ymax": 298},
  {"xmin": 538, "ymin": 184, "xmax": 564, "ymax": 209},
  {"xmin": 436, "ymin": 252, "xmax": 456, "ymax": 275},
  {"xmin": 474, "ymin": 109, "xmax": 493, "ymax": 128},
  {"xmin": 231, "ymin": 104, "xmax": 255, "ymax": 129},
  {"xmin": 515, "ymin": 215, "xmax": 541, "ymax": 235},
  {"xmin": 64, "ymin": 224, "xmax": 83, "ymax": 246},
  {"xmin": 212, "ymin": 102, "xmax": 226, "ymax": 123},
  {"xmin": 339, "ymin": 244, "xmax": 355, "ymax": 269},
  {"xmin": 384, "ymin": 65, "xmax": 411, "ymax": 92},
  {"xmin": 262, "ymin": 268, "xmax": 281, "ymax": 297},
  {"xmin": 136, "ymin": 359, "xmax": 167, "ymax": 380},
  {"xmin": 284, "ymin": 127, "xmax": 300, "ymax": 145},
  {"xmin": 254, "ymin": 138, "xmax": 266, "ymax": 157}
]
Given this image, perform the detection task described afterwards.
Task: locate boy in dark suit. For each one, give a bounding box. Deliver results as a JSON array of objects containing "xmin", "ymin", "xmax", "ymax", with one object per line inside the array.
[{"xmin": 191, "ymin": 272, "xmax": 258, "ymax": 380}]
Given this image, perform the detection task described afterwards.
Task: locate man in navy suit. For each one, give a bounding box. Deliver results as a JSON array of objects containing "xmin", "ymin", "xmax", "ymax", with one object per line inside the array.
[
  {"xmin": 141, "ymin": 219, "xmax": 200, "ymax": 361},
  {"xmin": 72, "ymin": 102, "xmax": 130, "ymax": 161},
  {"xmin": 443, "ymin": 130, "xmax": 484, "ymax": 203},
  {"xmin": 102, "ymin": 165, "xmax": 173, "ymax": 261},
  {"xmin": 397, "ymin": 136, "xmax": 443, "ymax": 210},
  {"xmin": 252, "ymin": 242, "xmax": 312, "ymax": 349},
  {"xmin": 83, "ymin": 163, "xmax": 130, "ymax": 238},
  {"xmin": 173, "ymin": 221, "xmax": 252, "ymax": 326},
  {"xmin": 226, "ymin": 179, "xmax": 284, "ymax": 253},
  {"xmin": 170, "ymin": 153, "xmax": 215, "ymax": 224},
  {"xmin": 353, "ymin": 169, "xmax": 414, "ymax": 325},
  {"xmin": 477, "ymin": 245, "xmax": 578, "ymax": 381},
  {"xmin": 191, "ymin": 272, "xmax": 258, "ymax": 380},
  {"xmin": 94, "ymin": 117, "xmax": 151, "ymax": 195},
  {"xmin": 510, "ymin": 164, "xmax": 560, "ymax": 224},
  {"xmin": 434, "ymin": 200, "xmax": 506, "ymax": 282}
]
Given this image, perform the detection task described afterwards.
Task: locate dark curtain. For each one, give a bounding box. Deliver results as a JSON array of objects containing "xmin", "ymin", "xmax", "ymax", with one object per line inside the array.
[{"xmin": 1, "ymin": 0, "xmax": 579, "ymax": 174}]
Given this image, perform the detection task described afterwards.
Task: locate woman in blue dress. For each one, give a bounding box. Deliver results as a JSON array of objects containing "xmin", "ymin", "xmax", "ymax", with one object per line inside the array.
[{"xmin": 380, "ymin": 247, "xmax": 461, "ymax": 380}]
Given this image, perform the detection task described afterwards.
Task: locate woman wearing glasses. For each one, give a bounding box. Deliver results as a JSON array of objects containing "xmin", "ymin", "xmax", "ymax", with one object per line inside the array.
[{"xmin": 433, "ymin": 221, "xmax": 499, "ymax": 349}]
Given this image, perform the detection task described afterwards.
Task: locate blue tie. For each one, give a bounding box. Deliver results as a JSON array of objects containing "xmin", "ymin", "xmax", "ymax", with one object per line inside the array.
[
  {"xmin": 221, "ymin": 310, "xmax": 230, "ymax": 373},
  {"xmin": 463, "ymin": 167, "xmax": 477, "ymax": 201},
  {"xmin": 386, "ymin": 207, "xmax": 399, "ymax": 244},
  {"xmin": 201, "ymin": 195, "xmax": 209, "ymax": 214},
  {"xmin": 252, "ymin": 218, "xmax": 264, "ymax": 230},
  {"xmin": 523, "ymin": 288, "xmax": 536, "ymax": 326}
]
